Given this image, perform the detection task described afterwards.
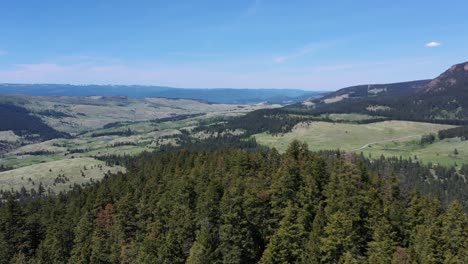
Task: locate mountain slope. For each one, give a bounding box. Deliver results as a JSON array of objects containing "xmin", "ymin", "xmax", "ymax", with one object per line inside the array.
[
  {"xmin": 294, "ymin": 61, "xmax": 468, "ymax": 124},
  {"xmin": 0, "ymin": 103, "xmax": 69, "ymax": 140},
  {"xmin": 317, "ymin": 80, "xmax": 430, "ymax": 104},
  {"xmin": 422, "ymin": 61, "xmax": 468, "ymax": 95}
]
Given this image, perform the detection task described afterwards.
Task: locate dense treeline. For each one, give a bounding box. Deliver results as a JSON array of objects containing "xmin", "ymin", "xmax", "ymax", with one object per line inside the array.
[
  {"xmin": 0, "ymin": 103, "xmax": 69, "ymax": 140},
  {"xmin": 0, "ymin": 164, "xmax": 13, "ymax": 172},
  {"xmin": 91, "ymin": 128, "xmax": 133, "ymax": 138},
  {"xmin": 192, "ymin": 109, "xmax": 320, "ymax": 136},
  {"xmin": 151, "ymin": 113, "xmax": 205, "ymax": 124},
  {"xmin": 289, "ymin": 96, "xmax": 468, "ymax": 126},
  {"xmin": 438, "ymin": 126, "xmax": 468, "ymax": 140},
  {"xmin": 35, "ymin": 110, "xmax": 72, "ymax": 118},
  {"xmin": 0, "ymin": 142, "xmax": 466, "ymax": 263},
  {"xmin": 159, "ymin": 133, "xmax": 259, "ymax": 152},
  {"xmin": 363, "ymin": 155, "xmax": 468, "ymax": 211}
]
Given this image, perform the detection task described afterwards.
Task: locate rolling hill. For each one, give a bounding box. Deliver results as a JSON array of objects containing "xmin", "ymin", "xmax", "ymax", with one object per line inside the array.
[{"xmin": 0, "ymin": 84, "xmax": 325, "ymax": 104}]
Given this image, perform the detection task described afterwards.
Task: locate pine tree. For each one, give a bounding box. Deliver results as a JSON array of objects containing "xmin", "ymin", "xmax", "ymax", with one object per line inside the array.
[
  {"xmin": 301, "ymin": 202, "xmax": 326, "ymax": 264},
  {"xmin": 319, "ymin": 211, "xmax": 355, "ymax": 263},
  {"xmin": 410, "ymin": 223, "xmax": 441, "ymax": 264},
  {"xmin": 260, "ymin": 204, "xmax": 307, "ymax": 264},
  {"xmin": 187, "ymin": 180, "xmax": 222, "ymax": 264},
  {"xmin": 367, "ymin": 217, "xmax": 397, "ymax": 264},
  {"xmin": 439, "ymin": 201, "xmax": 467, "ymax": 263},
  {"xmin": 0, "ymin": 197, "xmax": 28, "ymax": 261},
  {"xmin": 320, "ymin": 162, "xmax": 372, "ymax": 260},
  {"xmin": 217, "ymin": 182, "xmax": 258, "ymax": 264},
  {"xmin": 382, "ymin": 173, "xmax": 408, "ymax": 245},
  {"xmin": 391, "ymin": 247, "xmax": 411, "ymax": 264},
  {"xmin": 69, "ymin": 212, "xmax": 95, "ymax": 263}
]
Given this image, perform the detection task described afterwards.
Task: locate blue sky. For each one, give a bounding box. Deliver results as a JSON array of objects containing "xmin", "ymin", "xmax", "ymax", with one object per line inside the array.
[{"xmin": 0, "ymin": 0, "xmax": 467, "ymax": 90}]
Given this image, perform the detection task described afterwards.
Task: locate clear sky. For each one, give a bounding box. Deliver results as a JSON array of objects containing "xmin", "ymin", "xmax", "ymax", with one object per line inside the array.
[{"xmin": 0, "ymin": 0, "xmax": 467, "ymax": 90}]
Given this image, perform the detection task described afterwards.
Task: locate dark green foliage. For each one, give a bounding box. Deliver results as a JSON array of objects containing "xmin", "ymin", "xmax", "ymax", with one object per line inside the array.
[
  {"xmin": 288, "ymin": 62, "xmax": 468, "ymax": 124},
  {"xmin": 36, "ymin": 109, "xmax": 73, "ymax": 118},
  {"xmin": 91, "ymin": 128, "xmax": 133, "ymax": 137},
  {"xmin": 150, "ymin": 113, "xmax": 205, "ymax": 124},
  {"xmin": 420, "ymin": 133, "xmax": 436, "ymax": 145},
  {"xmin": 0, "ymin": 143, "xmax": 466, "ymax": 263},
  {"xmin": 318, "ymin": 80, "xmax": 430, "ymax": 101},
  {"xmin": 192, "ymin": 108, "xmax": 316, "ymax": 136},
  {"xmin": 438, "ymin": 126, "xmax": 468, "ymax": 140},
  {"xmin": 0, "ymin": 165, "xmax": 13, "ymax": 172},
  {"xmin": 0, "ymin": 103, "xmax": 69, "ymax": 140}
]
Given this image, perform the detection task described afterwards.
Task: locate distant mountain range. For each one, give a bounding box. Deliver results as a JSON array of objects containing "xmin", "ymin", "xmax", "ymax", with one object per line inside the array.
[{"xmin": 0, "ymin": 84, "xmax": 325, "ymax": 104}]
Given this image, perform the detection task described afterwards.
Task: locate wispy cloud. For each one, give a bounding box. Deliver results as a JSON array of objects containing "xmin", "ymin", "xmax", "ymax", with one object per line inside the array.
[
  {"xmin": 245, "ymin": 0, "xmax": 261, "ymax": 16},
  {"xmin": 425, "ymin": 41, "xmax": 441, "ymax": 48},
  {"xmin": 0, "ymin": 54, "xmax": 448, "ymax": 91},
  {"xmin": 274, "ymin": 41, "xmax": 338, "ymax": 64}
]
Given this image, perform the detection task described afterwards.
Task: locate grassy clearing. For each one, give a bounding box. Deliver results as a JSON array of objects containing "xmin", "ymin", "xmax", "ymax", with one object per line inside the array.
[
  {"xmin": 0, "ymin": 131, "xmax": 20, "ymax": 142},
  {"xmin": 0, "ymin": 154, "xmax": 64, "ymax": 168},
  {"xmin": 322, "ymin": 113, "xmax": 386, "ymax": 122},
  {"xmin": 0, "ymin": 157, "xmax": 125, "ymax": 193},
  {"xmin": 254, "ymin": 120, "xmax": 462, "ymax": 165},
  {"xmin": 362, "ymin": 137, "xmax": 468, "ymax": 167}
]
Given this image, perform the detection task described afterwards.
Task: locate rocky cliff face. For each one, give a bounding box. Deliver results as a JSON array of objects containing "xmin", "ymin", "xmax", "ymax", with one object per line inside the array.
[{"xmin": 423, "ymin": 61, "xmax": 468, "ymax": 94}]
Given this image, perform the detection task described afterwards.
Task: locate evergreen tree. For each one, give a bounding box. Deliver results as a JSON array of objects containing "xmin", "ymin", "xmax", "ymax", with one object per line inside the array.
[
  {"xmin": 440, "ymin": 201, "xmax": 468, "ymax": 263},
  {"xmin": 260, "ymin": 204, "xmax": 307, "ymax": 264},
  {"xmin": 0, "ymin": 197, "xmax": 28, "ymax": 261},
  {"xmin": 69, "ymin": 212, "xmax": 95, "ymax": 263},
  {"xmin": 217, "ymin": 181, "xmax": 258, "ymax": 264},
  {"xmin": 301, "ymin": 202, "xmax": 326, "ymax": 264},
  {"xmin": 367, "ymin": 217, "xmax": 397, "ymax": 264},
  {"xmin": 319, "ymin": 211, "xmax": 356, "ymax": 262}
]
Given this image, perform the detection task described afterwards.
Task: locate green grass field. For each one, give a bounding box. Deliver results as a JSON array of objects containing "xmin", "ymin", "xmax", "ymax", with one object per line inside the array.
[
  {"xmin": 322, "ymin": 113, "xmax": 386, "ymax": 122},
  {"xmin": 254, "ymin": 120, "xmax": 463, "ymax": 166},
  {"xmin": 0, "ymin": 157, "xmax": 125, "ymax": 193},
  {"xmin": 363, "ymin": 137, "xmax": 468, "ymax": 167}
]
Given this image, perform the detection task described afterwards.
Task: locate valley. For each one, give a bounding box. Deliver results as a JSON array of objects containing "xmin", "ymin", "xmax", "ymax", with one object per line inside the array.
[
  {"xmin": 254, "ymin": 120, "xmax": 462, "ymax": 166},
  {"xmin": 2, "ymin": 2, "xmax": 467, "ymax": 263},
  {"xmin": 2, "ymin": 67, "xmax": 468, "ymax": 194},
  {"xmin": 0, "ymin": 94, "xmax": 279, "ymax": 192}
]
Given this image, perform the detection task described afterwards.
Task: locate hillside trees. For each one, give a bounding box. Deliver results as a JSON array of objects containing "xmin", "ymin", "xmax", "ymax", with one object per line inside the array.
[{"xmin": 0, "ymin": 141, "xmax": 465, "ymax": 263}]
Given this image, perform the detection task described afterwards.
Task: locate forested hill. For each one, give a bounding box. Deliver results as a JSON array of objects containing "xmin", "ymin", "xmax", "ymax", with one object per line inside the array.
[
  {"xmin": 0, "ymin": 103, "xmax": 69, "ymax": 140},
  {"xmin": 0, "ymin": 142, "xmax": 466, "ymax": 263},
  {"xmin": 318, "ymin": 80, "xmax": 430, "ymax": 103},
  {"xmin": 294, "ymin": 61, "xmax": 468, "ymax": 123}
]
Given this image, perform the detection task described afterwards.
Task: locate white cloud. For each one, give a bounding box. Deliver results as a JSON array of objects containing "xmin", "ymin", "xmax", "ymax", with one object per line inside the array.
[{"xmin": 425, "ymin": 42, "xmax": 441, "ymax": 48}]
